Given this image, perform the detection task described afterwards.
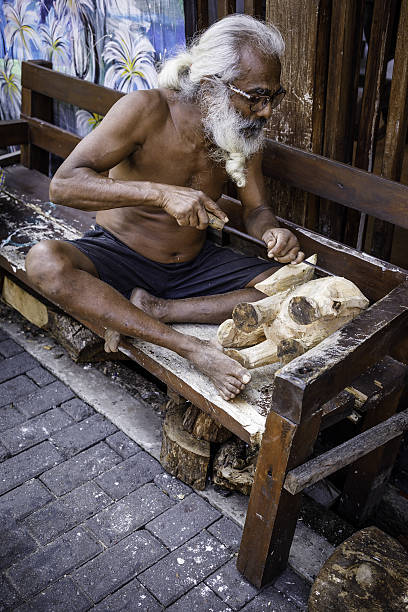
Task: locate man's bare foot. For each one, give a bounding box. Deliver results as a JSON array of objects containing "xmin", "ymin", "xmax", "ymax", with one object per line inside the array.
[{"xmin": 185, "ymin": 338, "xmax": 251, "ymax": 401}]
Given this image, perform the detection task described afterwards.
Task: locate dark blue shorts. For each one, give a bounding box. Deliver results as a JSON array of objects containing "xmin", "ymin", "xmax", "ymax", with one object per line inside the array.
[{"xmin": 66, "ymin": 224, "xmax": 278, "ymax": 300}]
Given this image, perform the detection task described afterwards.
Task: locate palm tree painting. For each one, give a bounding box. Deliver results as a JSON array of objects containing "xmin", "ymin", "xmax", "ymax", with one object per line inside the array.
[{"xmin": 0, "ymin": 0, "xmax": 185, "ymax": 134}]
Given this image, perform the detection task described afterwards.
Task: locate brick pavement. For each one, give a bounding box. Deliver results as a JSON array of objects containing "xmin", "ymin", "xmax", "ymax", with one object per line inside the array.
[{"xmin": 0, "ymin": 327, "xmax": 310, "ymax": 611}]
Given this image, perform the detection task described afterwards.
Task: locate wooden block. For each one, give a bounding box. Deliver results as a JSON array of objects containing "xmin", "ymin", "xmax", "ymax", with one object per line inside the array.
[{"xmin": 2, "ymin": 276, "xmax": 48, "ymax": 327}]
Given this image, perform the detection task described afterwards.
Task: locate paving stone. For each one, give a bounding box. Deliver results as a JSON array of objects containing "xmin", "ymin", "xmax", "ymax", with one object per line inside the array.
[
  {"xmin": 0, "ymin": 375, "xmax": 38, "ymax": 408},
  {"xmin": 146, "ymin": 492, "xmax": 221, "ymax": 550},
  {"xmin": 13, "ymin": 577, "xmax": 91, "ymax": 612},
  {"xmin": 14, "ymin": 380, "xmax": 75, "ymax": 418},
  {"xmin": 23, "ymin": 482, "xmax": 112, "ymax": 544},
  {"xmin": 73, "ymin": 529, "xmax": 167, "ymax": 603},
  {"xmin": 106, "ymin": 430, "xmax": 141, "ymax": 459},
  {"xmin": 96, "ymin": 451, "xmax": 163, "ymax": 500},
  {"xmin": 0, "ymin": 352, "xmax": 37, "ymax": 385},
  {"xmin": 0, "ymin": 440, "xmax": 9, "ymax": 461},
  {"xmin": 0, "ymin": 329, "xmax": 8, "ymax": 341},
  {"xmin": 87, "ymin": 483, "xmax": 174, "ymax": 546},
  {"xmin": 0, "ymin": 408, "xmax": 73, "ymax": 455},
  {"xmin": 6, "ymin": 526, "xmax": 103, "ymax": 599},
  {"xmin": 207, "ymin": 517, "xmax": 243, "ymax": 552},
  {"xmin": 50, "ymin": 413, "xmax": 117, "ymax": 458},
  {"xmin": 92, "ymin": 578, "xmax": 161, "ymax": 611},
  {"xmin": 0, "ymin": 404, "xmax": 26, "ymax": 433},
  {"xmin": 205, "ymin": 558, "xmax": 258, "ymax": 610},
  {"xmin": 40, "ymin": 442, "xmax": 121, "ymax": 496},
  {"xmin": 0, "ymin": 522, "xmax": 38, "ymax": 571},
  {"xmin": 0, "ymin": 574, "xmax": 21, "ymax": 611},
  {"xmin": 138, "ymin": 531, "xmax": 231, "ymax": 607},
  {"xmin": 26, "ymin": 366, "xmax": 56, "ymax": 387},
  {"xmin": 0, "ymin": 339, "xmax": 24, "ymax": 358},
  {"xmin": 0, "ymin": 441, "xmax": 63, "ymax": 496},
  {"xmin": 154, "ymin": 471, "xmax": 192, "ymax": 501},
  {"xmin": 0, "ymin": 479, "xmax": 54, "ymax": 526},
  {"xmin": 60, "ymin": 397, "xmax": 94, "ymax": 421},
  {"xmin": 167, "ymin": 584, "xmax": 233, "ymax": 612},
  {"xmin": 273, "ymin": 567, "xmax": 310, "ymax": 610},
  {"xmin": 241, "ymin": 585, "xmax": 300, "ymax": 612}
]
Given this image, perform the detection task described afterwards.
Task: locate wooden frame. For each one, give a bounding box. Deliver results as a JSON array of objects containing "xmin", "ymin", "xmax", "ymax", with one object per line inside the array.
[{"xmin": 1, "ymin": 61, "xmax": 408, "ymax": 588}]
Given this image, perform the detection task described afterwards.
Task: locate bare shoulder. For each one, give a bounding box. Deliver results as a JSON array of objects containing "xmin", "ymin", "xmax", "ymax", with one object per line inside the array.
[{"xmin": 100, "ymin": 88, "xmax": 170, "ymax": 142}]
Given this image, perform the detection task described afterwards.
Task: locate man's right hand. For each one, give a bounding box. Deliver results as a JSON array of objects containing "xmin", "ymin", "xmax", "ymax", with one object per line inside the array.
[{"xmin": 160, "ymin": 186, "xmax": 228, "ymax": 230}]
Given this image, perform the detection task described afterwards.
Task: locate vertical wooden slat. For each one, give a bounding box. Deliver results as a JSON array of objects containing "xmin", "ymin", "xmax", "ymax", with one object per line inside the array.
[
  {"xmin": 244, "ymin": 0, "xmax": 264, "ymax": 17},
  {"xmin": 265, "ymin": 0, "xmax": 330, "ymax": 227},
  {"xmin": 183, "ymin": 1, "xmax": 198, "ymax": 41},
  {"xmin": 196, "ymin": 0, "xmax": 209, "ymax": 31},
  {"xmin": 318, "ymin": 0, "xmax": 364, "ymax": 242},
  {"xmin": 20, "ymin": 60, "xmax": 52, "ymax": 173},
  {"xmin": 218, "ymin": 0, "xmax": 236, "ymax": 19},
  {"xmin": 370, "ymin": 1, "xmax": 408, "ymax": 260}
]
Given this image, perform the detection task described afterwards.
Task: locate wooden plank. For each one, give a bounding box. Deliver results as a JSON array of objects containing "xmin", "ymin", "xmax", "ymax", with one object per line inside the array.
[
  {"xmin": 272, "ymin": 279, "xmax": 408, "ymax": 423},
  {"xmin": 382, "ymin": 0, "xmax": 408, "ymax": 182},
  {"xmin": 0, "ymin": 151, "xmax": 20, "ymax": 166},
  {"xmin": 262, "ymin": 139, "xmax": 408, "ymax": 230},
  {"xmin": 21, "ymin": 61, "xmax": 123, "ymax": 118},
  {"xmin": 21, "ymin": 115, "xmax": 80, "ymax": 160},
  {"xmin": 218, "ymin": 0, "xmax": 236, "ymax": 18},
  {"xmin": 266, "ymin": 0, "xmax": 326, "ymax": 227},
  {"xmin": 284, "ymin": 409, "xmax": 408, "ymax": 496},
  {"xmin": 0, "ymin": 120, "xmax": 28, "ymax": 147},
  {"xmin": 2, "ymin": 276, "xmax": 48, "ymax": 328},
  {"xmin": 244, "ymin": 0, "xmax": 263, "ymax": 17}
]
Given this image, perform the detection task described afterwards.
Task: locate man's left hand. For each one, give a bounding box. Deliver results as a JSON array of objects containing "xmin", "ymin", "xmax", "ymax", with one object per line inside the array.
[{"xmin": 262, "ymin": 228, "xmax": 305, "ymax": 264}]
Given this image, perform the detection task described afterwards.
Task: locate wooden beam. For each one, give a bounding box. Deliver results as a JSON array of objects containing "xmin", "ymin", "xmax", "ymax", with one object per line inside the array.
[
  {"xmin": 0, "ymin": 120, "xmax": 29, "ymax": 147},
  {"xmin": 262, "ymin": 139, "xmax": 408, "ymax": 230},
  {"xmin": 284, "ymin": 409, "xmax": 408, "ymax": 495},
  {"xmin": 21, "ymin": 61, "xmax": 123, "ymax": 118},
  {"xmin": 21, "ymin": 115, "xmax": 80, "ymax": 160}
]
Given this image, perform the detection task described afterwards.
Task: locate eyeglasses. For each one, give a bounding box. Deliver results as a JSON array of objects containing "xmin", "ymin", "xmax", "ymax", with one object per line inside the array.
[{"xmin": 227, "ymin": 83, "xmax": 286, "ymax": 112}]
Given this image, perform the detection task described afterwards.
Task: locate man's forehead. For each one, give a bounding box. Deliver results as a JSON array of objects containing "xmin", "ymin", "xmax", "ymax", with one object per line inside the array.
[{"xmin": 236, "ymin": 47, "xmax": 281, "ymax": 90}]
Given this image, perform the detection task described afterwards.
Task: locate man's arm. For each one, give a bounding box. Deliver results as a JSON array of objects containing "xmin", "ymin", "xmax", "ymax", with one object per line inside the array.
[
  {"xmin": 238, "ymin": 151, "xmax": 304, "ymax": 263},
  {"xmin": 49, "ymin": 90, "xmax": 227, "ymax": 230}
]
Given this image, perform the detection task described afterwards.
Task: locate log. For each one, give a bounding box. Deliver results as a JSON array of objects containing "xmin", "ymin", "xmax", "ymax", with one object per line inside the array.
[
  {"xmin": 217, "ymin": 318, "xmax": 265, "ymax": 348},
  {"xmin": 182, "ymin": 404, "xmax": 232, "ymax": 444},
  {"xmin": 225, "ymin": 339, "xmax": 278, "ymax": 369},
  {"xmin": 232, "ymin": 291, "xmax": 289, "ymax": 332},
  {"xmin": 254, "ymin": 254, "xmax": 317, "ymax": 296},
  {"xmin": 160, "ymin": 405, "xmax": 210, "ymax": 490},
  {"xmin": 308, "ymin": 527, "xmax": 408, "ymax": 611}
]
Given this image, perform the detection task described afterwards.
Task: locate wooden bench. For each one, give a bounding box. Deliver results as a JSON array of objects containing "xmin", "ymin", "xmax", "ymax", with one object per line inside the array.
[{"xmin": 1, "ymin": 60, "xmax": 408, "ymax": 588}]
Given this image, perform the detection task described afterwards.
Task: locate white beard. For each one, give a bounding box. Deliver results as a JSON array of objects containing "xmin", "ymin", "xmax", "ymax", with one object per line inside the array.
[{"xmin": 199, "ymin": 84, "xmax": 267, "ymax": 187}]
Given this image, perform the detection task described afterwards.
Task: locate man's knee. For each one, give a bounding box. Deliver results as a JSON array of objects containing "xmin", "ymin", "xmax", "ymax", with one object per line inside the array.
[{"xmin": 25, "ymin": 240, "xmax": 74, "ymax": 295}]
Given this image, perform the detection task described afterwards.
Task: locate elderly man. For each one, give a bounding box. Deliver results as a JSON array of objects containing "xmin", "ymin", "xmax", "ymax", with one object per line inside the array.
[{"xmin": 25, "ymin": 14, "xmax": 304, "ymax": 401}]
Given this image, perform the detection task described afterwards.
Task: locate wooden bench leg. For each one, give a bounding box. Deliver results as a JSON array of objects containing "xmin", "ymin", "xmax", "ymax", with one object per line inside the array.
[
  {"xmin": 237, "ymin": 410, "xmax": 321, "ymax": 587},
  {"xmin": 337, "ymin": 382, "xmax": 406, "ymax": 524}
]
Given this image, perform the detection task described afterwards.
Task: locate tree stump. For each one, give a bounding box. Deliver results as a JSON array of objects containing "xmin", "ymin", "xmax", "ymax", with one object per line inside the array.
[
  {"xmin": 308, "ymin": 526, "xmax": 408, "ymax": 611},
  {"xmin": 160, "ymin": 405, "xmax": 210, "ymax": 490},
  {"xmin": 182, "ymin": 405, "xmax": 232, "ymax": 443}
]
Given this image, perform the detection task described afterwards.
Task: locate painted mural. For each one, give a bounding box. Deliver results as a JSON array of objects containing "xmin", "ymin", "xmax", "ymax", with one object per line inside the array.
[{"xmin": 0, "ymin": 0, "xmax": 185, "ymax": 134}]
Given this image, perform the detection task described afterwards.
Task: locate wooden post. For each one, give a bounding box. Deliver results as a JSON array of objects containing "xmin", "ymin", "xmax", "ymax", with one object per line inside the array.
[{"xmin": 20, "ymin": 60, "xmax": 52, "ymax": 173}]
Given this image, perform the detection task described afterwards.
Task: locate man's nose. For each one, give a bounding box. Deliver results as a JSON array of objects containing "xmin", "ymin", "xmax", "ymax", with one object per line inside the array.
[{"xmin": 255, "ymin": 102, "xmax": 274, "ymax": 120}]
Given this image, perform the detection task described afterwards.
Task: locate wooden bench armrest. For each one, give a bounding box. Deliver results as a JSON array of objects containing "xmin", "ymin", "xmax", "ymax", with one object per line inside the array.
[
  {"xmin": 0, "ymin": 120, "xmax": 29, "ymax": 147},
  {"xmin": 272, "ymin": 279, "xmax": 408, "ymax": 423}
]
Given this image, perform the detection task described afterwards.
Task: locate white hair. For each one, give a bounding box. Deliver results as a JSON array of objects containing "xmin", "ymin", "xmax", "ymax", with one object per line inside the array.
[{"xmin": 158, "ymin": 14, "xmax": 284, "ymax": 187}]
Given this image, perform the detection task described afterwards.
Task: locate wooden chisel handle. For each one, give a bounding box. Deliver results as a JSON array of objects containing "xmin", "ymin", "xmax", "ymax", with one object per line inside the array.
[{"xmin": 207, "ymin": 211, "xmax": 226, "ymax": 230}]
